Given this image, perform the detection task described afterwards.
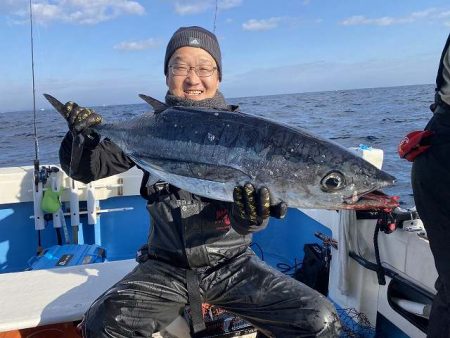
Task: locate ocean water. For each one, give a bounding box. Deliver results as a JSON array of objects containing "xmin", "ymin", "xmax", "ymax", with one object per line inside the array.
[{"xmin": 0, "ymin": 84, "xmax": 436, "ymax": 207}]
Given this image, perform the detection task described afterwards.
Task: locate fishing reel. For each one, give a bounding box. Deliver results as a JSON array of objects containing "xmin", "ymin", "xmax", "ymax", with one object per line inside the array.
[
  {"xmin": 33, "ymin": 161, "xmax": 59, "ymax": 187},
  {"xmin": 358, "ymin": 207, "xmax": 421, "ymax": 235},
  {"xmin": 377, "ymin": 207, "xmax": 422, "ymax": 234}
]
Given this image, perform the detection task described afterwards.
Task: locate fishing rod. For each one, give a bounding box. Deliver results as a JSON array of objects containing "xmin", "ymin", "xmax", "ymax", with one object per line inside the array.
[
  {"xmin": 29, "ymin": 0, "xmax": 64, "ymax": 251},
  {"xmin": 29, "ymin": 0, "xmax": 38, "ymax": 165},
  {"xmin": 29, "ymin": 0, "xmax": 45, "ymax": 252}
]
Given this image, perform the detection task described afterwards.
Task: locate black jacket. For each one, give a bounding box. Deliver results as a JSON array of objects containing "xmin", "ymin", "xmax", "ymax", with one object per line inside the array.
[
  {"xmin": 411, "ymin": 33, "xmax": 450, "ymax": 336},
  {"xmin": 59, "ymin": 129, "xmax": 268, "ymax": 268}
]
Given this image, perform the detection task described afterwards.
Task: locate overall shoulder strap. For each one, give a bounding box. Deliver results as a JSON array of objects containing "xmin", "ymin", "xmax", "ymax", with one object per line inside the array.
[{"xmin": 138, "ymin": 168, "xmax": 170, "ymax": 202}]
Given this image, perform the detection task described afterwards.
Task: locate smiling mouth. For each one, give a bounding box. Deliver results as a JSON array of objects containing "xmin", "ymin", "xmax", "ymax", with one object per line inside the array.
[{"xmin": 184, "ymin": 90, "xmax": 203, "ymax": 96}]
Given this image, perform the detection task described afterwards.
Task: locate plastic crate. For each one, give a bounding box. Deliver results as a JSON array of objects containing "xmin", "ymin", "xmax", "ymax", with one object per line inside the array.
[{"xmin": 28, "ymin": 244, "xmax": 105, "ymax": 270}]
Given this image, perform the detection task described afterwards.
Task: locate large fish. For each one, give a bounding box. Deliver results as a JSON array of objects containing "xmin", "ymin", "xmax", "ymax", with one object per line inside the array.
[{"xmin": 44, "ymin": 93, "xmax": 398, "ymax": 210}]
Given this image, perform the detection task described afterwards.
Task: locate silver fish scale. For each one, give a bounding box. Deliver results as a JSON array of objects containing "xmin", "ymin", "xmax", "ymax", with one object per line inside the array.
[{"xmin": 95, "ymin": 107, "xmax": 395, "ymax": 209}]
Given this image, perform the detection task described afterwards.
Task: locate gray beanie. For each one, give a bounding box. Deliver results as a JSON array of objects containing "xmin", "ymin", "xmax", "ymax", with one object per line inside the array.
[{"xmin": 164, "ymin": 26, "xmax": 222, "ymax": 81}]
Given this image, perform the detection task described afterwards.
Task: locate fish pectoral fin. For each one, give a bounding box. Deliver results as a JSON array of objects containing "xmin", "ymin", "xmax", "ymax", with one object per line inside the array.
[
  {"xmin": 131, "ymin": 156, "xmax": 252, "ymax": 183},
  {"xmin": 138, "ymin": 94, "xmax": 167, "ymax": 114}
]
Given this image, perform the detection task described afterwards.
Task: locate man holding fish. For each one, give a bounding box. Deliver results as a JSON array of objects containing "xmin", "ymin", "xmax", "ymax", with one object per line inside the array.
[{"xmin": 53, "ymin": 26, "xmax": 357, "ymax": 338}]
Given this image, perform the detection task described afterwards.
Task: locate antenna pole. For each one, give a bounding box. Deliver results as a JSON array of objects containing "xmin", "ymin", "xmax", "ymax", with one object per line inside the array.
[{"xmin": 213, "ymin": 0, "xmax": 218, "ymax": 33}]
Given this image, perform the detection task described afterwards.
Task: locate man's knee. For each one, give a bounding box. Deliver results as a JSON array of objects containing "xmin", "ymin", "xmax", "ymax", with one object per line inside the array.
[
  {"xmin": 302, "ymin": 296, "xmax": 341, "ymax": 337},
  {"xmin": 80, "ymin": 304, "xmax": 113, "ymax": 338},
  {"xmin": 80, "ymin": 299, "xmax": 136, "ymax": 338}
]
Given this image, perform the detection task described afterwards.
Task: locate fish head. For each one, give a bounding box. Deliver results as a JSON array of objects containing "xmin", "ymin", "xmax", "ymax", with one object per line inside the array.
[{"xmin": 296, "ymin": 148, "xmax": 398, "ymax": 210}]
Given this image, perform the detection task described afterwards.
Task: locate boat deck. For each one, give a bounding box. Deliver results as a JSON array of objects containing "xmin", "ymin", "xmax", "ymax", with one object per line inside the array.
[{"xmin": 0, "ymin": 259, "xmax": 258, "ymax": 337}]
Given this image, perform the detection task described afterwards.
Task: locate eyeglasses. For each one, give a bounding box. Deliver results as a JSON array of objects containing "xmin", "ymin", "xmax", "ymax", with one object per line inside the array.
[{"xmin": 169, "ymin": 64, "xmax": 217, "ymax": 77}]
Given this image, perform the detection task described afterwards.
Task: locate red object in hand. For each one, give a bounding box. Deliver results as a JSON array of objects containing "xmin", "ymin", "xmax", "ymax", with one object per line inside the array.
[{"xmin": 398, "ymin": 130, "xmax": 434, "ymax": 162}]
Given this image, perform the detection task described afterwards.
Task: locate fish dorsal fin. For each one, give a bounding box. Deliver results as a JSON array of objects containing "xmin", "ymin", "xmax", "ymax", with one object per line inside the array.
[
  {"xmin": 138, "ymin": 94, "xmax": 167, "ymax": 114},
  {"xmin": 43, "ymin": 93, "xmax": 68, "ymax": 119}
]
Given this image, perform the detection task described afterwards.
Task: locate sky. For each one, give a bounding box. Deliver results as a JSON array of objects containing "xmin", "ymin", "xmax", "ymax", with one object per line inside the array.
[{"xmin": 0, "ymin": 0, "xmax": 449, "ymax": 112}]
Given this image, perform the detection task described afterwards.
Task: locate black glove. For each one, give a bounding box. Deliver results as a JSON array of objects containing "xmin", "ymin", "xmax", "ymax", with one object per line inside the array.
[
  {"xmin": 61, "ymin": 101, "xmax": 103, "ymax": 134},
  {"xmin": 232, "ymin": 183, "xmax": 288, "ymax": 225}
]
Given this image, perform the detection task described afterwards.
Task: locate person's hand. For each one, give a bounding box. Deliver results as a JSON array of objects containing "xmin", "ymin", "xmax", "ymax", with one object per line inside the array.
[
  {"xmin": 232, "ymin": 183, "xmax": 287, "ymax": 225},
  {"xmin": 62, "ymin": 101, "xmax": 103, "ymax": 134}
]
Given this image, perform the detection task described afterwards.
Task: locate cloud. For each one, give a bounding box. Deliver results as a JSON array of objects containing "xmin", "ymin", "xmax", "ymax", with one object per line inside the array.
[
  {"xmin": 7, "ymin": 0, "xmax": 145, "ymax": 25},
  {"xmin": 174, "ymin": 1, "xmax": 211, "ymax": 15},
  {"xmin": 438, "ymin": 10, "xmax": 450, "ymax": 18},
  {"xmin": 242, "ymin": 17, "xmax": 281, "ymax": 31},
  {"xmin": 173, "ymin": 0, "xmax": 241, "ymax": 15},
  {"xmin": 340, "ymin": 7, "xmax": 450, "ymax": 26},
  {"xmin": 114, "ymin": 38, "xmax": 160, "ymax": 51},
  {"xmin": 0, "ymin": 0, "xmax": 26, "ymax": 13},
  {"xmin": 218, "ymin": 0, "xmax": 242, "ymax": 10},
  {"xmin": 341, "ymin": 15, "xmax": 397, "ymax": 26},
  {"xmin": 0, "ymin": 0, "xmax": 29, "ymax": 22}
]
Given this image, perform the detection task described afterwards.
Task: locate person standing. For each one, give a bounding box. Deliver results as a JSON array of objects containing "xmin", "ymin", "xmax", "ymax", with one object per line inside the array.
[{"xmin": 411, "ymin": 33, "xmax": 450, "ymax": 337}]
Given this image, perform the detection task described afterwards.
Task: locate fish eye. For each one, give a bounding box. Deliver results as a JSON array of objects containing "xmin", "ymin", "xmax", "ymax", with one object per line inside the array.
[{"xmin": 321, "ymin": 171, "xmax": 346, "ymax": 192}]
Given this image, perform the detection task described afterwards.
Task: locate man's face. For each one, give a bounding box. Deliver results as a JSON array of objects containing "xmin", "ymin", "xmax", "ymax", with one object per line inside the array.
[{"xmin": 166, "ymin": 46, "xmax": 220, "ymax": 101}]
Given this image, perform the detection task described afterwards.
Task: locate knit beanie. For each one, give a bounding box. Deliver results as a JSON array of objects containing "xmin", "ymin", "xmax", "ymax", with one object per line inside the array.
[{"xmin": 164, "ymin": 26, "xmax": 222, "ymax": 81}]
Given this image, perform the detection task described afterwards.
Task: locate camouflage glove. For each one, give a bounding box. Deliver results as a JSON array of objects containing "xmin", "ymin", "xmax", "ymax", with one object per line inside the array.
[
  {"xmin": 61, "ymin": 101, "xmax": 103, "ymax": 134},
  {"xmin": 232, "ymin": 183, "xmax": 288, "ymax": 225}
]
